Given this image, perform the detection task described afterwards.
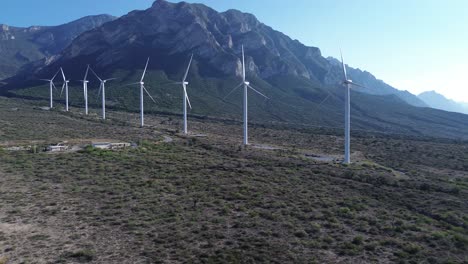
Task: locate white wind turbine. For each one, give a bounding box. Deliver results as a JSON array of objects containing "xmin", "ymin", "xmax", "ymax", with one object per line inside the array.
[
  {"xmin": 225, "ymin": 45, "xmax": 269, "ymax": 145},
  {"xmin": 340, "ymin": 50, "xmax": 365, "ymax": 164},
  {"xmin": 79, "ymin": 65, "xmax": 90, "ymax": 115},
  {"xmin": 40, "ymin": 69, "xmax": 60, "ymax": 109},
  {"xmin": 125, "ymin": 58, "xmax": 157, "ymax": 127},
  {"xmin": 90, "ymin": 67, "xmax": 116, "ymax": 120},
  {"xmin": 177, "ymin": 54, "xmax": 193, "ymax": 134},
  {"xmin": 60, "ymin": 68, "xmax": 70, "ymax": 111}
]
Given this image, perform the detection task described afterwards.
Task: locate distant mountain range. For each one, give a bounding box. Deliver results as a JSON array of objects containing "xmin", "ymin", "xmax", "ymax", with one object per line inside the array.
[
  {"xmin": 418, "ymin": 91, "xmax": 468, "ymax": 114},
  {"xmin": 0, "ymin": 14, "xmax": 115, "ymax": 80},
  {"xmin": 1, "ymin": 0, "xmax": 467, "ymax": 140}
]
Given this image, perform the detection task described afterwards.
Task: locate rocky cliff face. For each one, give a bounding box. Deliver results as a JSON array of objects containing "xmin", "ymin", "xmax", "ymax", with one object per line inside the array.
[
  {"xmin": 23, "ymin": 0, "xmax": 421, "ymax": 109},
  {"xmin": 0, "ymin": 14, "xmax": 115, "ymax": 79},
  {"xmin": 37, "ymin": 0, "xmax": 329, "ymax": 82}
]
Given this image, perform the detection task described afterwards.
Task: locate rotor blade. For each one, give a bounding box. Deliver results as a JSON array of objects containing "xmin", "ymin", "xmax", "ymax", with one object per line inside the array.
[
  {"xmin": 40, "ymin": 79, "xmax": 50, "ymax": 82},
  {"xmin": 242, "ymin": 45, "xmax": 246, "ymax": 82},
  {"xmin": 223, "ymin": 82, "xmax": 244, "ymax": 100},
  {"xmin": 104, "ymin": 78, "xmax": 117, "ymax": 82},
  {"xmin": 143, "ymin": 85, "xmax": 157, "ymax": 103},
  {"xmin": 182, "ymin": 54, "xmax": 193, "ymax": 82},
  {"xmin": 97, "ymin": 83, "xmax": 102, "ymax": 98},
  {"xmin": 183, "ymin": 84, "xmax": 192, "ymax": 109},
  {"xmin": 349, "ymin": 82, "xmax": 366, "ymax": 89},
  {"xmin": 60, "ymin": 68, "xmax": 66, "ymax": 81},
  {"xmin": 51, "ymin": 69, "xmax": 60, "ymax": 82},
  {"xmin": 248, "ymin": 84, "xmax": 269, "ymax": 100},
  {"xmin": 122, "ymin": 82, "xmax": 141, "ymax": 87},
  {"xmin": 186, "ymin": 94, "xmax": 192, "ymax": 109},
  {"xmin": 340, "ymin": 49, "xmax": 348, "ymax": 80},
  {"xmin": 141, "ymin": 57, "xmax": 150, "ymax": 82},
  {"xmin": 318, "ymin": 93, "xmax": 332, "ymax": 107},
  {"xmin": 89, "ymin": 67, "xmax": 102, "ymax": 82},
  {"xmin": 84, "ymin": 65, "xmax": 90, "ymax": 81},
  {"xmin": 52, "ymin": 82, "xmax": 59, "ymax": 92},
  {"xmin": 60, "ymin": 83, "xmax": 65, "ymax": 97}
]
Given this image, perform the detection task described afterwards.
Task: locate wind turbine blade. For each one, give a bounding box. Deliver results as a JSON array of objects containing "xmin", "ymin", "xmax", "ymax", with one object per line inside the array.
[
  {"xmin": 89, "ymin": 67, "xmax": 102, "ymax": 82},
  {"xmin": 248, "ymin": 84, "xmax": 269, "ymax": 99},
  {"xmin": 182, "ymin": 54, "xmax": 193, "ymax": 82},
  {"xmin": 60, "ymin": 68, "xmax": 66, "ymax": 81},
  {"xmin": 350, "ymin": 82, "xmax": 366, "ymax": 89},
  {"xmin": 97, "ymin": 83, "xmax": 102, "ymax": 98},
  {"xmin": 141, "ymin": 57, "xmax": 150, "ymax": 82},
  {"xmin": 186, "ymin": 94, "xmax": 192, "ymax": 109},
  {"xmin": 340, "ymin": 49, "xmax": 348, "ymax": 80},
  {"xmin": 51, "ymin": 69, "xmax": 60, "ymax": 82},
  {"xmin": 60, "ymin": 83, "xmax": 65, "ymax": 97},
  {"xmin": 122, "ymin": 82, "xmax": 141, "ymax": 87},
  {"xmin": 183, "ymin": 84, "xmax": 192, "ymax": 109},
  {"xmin": 105, "ymin": 78, "xmax": 117, "ymax": 82},
  {"xmin": 242, "ymin": 45, "xmax": 246, "ymax": 82},
  {"xmin": 84, "ymin": 65, "xmax": 90, "ymax": 81},
  {"xmin": 143, "ymin": 85, "xmax": 157, "ymax": 103},
  {"xmin": 52, "ymin": 82, "xmax": 59, "ymax": 92},
  {"xmin": 223, "ymin": 82, "xmax": 244, "ymax": 100},
  {"xmin": 40, "ymin": 79, "xmax": 50, "ymax": 82}
]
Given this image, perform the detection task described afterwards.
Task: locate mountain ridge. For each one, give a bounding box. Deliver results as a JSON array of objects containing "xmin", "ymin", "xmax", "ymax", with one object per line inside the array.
[
  {"xmin": 0, "ymin": 14, "xmax": 116, "ymax": 80},
  {"xmin": 418, "ymin": 90, "xmax": 468, "ymax": 114},
  {"xmin": 2, "ymin": 0, "xmax": 468, "ymax": 140}
]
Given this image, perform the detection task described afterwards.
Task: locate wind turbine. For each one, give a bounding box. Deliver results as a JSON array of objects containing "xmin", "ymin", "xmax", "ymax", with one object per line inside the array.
[
  {"xmin": 125, "ymin": 57, "xmax": 157, "ymax": 127},
  {"xmin": 340, "ymin": 50, "xmax": 365, "ymax": 164},
  {"xmin": 178, "ymin": 54, "xmax": 193, "ymax": 134},
  {"xmin": 80, "ymin": 65, "xmax": 90, "ymax": 115},
  {"xmin": 225, "ymin": 45, "xmax": 269, "ymax": 145},
  {"xmin": 90, "ymin": 67, "xmax": 116, "ymax": 120},
  {"xmin": 60, "ymin": 68, "xmax": 70, "ymax": 111},
  {"xmin": 40, "ymin": 69, "xmax": 60, "ymax": 109}
]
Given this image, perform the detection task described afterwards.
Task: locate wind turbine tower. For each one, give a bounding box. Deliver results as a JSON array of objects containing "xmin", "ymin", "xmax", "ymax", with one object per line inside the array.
[
  {"xmin": 60, "ymin": 68, "xmax": 70, "ymax": 111},
  {"xmin": 180, "ymin": 54, "xmax": 193, "ymax": 134},
  {"xmin": 90, "ymin": 67, "xmax": 115, "ymax": 120},
  {"xmin": 125, "ymin": 58, "xmax": 157, "ymax": 127},
  {"xmin": 80, "ymin": 65, "xmax": 90, "ymax": 115},
  {"xmin": 40, "ymin": 70, "xmax": 60, "ymax": 109},
  {"xmin": 340, "ymin": 50, "xmax": 365, "ymax": 164},
  {"xmin": 225, "ymin": 45, "xmax": 269, "ymax": 145}
]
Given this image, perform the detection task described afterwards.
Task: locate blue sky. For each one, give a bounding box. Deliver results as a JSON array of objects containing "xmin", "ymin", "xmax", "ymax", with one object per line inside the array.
[{"xmin": 1, "ymin": 0, "xmax": 467, "ymax": 102}]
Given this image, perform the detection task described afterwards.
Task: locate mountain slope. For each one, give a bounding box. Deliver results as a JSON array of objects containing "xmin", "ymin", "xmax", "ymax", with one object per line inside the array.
[
  {"xmin": 326, "ymin": 57, "xmax": 427, "ymax": 107},
  {"xmin": 0, "ymin": 14, "xmax": 115, "ymax": 79},
  {"xmin": 418, "ymin": 91, "xmax": 468, "ymax": 114},
  {"xmin": 3, "ymin": 0, "xmax": 468, "ymax": 140}
]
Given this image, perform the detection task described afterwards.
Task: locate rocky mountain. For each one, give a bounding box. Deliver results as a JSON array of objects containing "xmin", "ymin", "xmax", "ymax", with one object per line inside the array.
[
  {"xmin": 0, "ymin": 14, "xmax": 115, "ymax": 79},
  {"xmin": 3, "ymin": 0, "xmax": 468, "ymax": 140},
  {"xmin": 418, "ymin": 91, "xmax": 468, "ymax": 114}
]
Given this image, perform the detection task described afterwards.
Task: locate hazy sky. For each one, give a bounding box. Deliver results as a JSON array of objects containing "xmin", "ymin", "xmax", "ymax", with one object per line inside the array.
[{"xmin": 1, "ymin": 0, "xmax": 467, "ymax": 102}]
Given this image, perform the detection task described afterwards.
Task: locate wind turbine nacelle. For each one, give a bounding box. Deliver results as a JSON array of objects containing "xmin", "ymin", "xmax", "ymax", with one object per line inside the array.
[
  {"xmin": 84, "ymin": 80, "xmax": 89, "ymax": 83},
  {"xmin": 140, "ymin": 82, "xmax": 145, "ymax": 85},
  {"xmin": 183, "ymin": 81, "xmax": 189, "ymax": 85},
  {"xmin": 244, "ymin": 81, "xmax": 250, "ymax": 85}
]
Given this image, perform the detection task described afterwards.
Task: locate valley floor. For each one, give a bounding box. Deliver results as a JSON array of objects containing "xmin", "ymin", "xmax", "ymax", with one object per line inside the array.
[{"xmin": 0, "ymin": 97, "xmax": 467, "ymax": 263}]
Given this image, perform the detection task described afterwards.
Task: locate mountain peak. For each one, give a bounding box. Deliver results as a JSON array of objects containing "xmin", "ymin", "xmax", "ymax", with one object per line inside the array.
[{"xmin": 152, "ymin": 0, "xmax": 173, "ymax": 8}]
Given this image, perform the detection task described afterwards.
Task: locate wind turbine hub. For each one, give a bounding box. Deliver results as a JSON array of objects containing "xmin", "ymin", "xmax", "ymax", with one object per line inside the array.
[
  {"xmin": 183, "ymin": 81, "xmax": 189, "ymax": 85},
  {"xmin": 140, "ymin": 82, "xmax": 144, "ymax": 85},
  {"xmin": 84, "ymin": 80, "xmax": 89, "ymax": 83},
  {"xmin": 244, "ymin": 81, "xmax": 250, "ymax": 85}
]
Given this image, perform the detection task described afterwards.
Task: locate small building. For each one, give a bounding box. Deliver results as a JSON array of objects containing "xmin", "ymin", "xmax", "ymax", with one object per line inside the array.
[
  {"xmin": 109, "ymin": 142, "xmax": 131, "ymax": 149},
  {"xmin": 46, "ymin": 144, "xmax": 69, "ymax": 152},
  {"xmin": 92, "ymin": 142, "xmax": 112, "ymax": 150}
]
